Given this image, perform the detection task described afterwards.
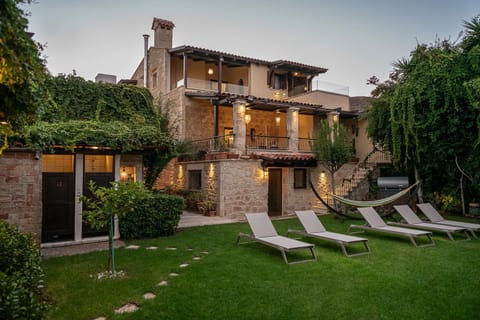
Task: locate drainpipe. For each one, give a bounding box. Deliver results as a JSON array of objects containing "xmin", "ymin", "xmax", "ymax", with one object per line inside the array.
[{"xmin": 143, "ymin": 34, "xmax": 149, "ymax": 88}]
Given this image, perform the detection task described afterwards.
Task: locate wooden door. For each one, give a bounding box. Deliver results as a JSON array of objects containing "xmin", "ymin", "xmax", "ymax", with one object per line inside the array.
[
  {"xmin": 82, "ymin": 173, "xmax": 113, "ymax": 237},
  {"xmin": 268, "ymin": 169, "xmax": 282, "ymax": 216},
  {"xmin": 42, "ymin": 173, "xmax": 75, "ymax": 242}
]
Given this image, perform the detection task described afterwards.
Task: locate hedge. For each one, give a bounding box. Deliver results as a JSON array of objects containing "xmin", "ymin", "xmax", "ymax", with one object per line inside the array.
[
  {"xmin": 0, "ymin": 221, "xmax": 47, "ymax": 319},
  {"xmin": 119, "ymin": 193, "xmax": 184, "ymax": 239}
]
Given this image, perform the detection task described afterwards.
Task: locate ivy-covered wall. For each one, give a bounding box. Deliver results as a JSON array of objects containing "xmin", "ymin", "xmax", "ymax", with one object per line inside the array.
[{"xmin": 8, "ymin": 74, "xmax": 173, "ymax": 153}]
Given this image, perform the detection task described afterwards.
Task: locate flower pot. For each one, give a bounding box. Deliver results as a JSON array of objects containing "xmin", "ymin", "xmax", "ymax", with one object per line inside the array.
[{"xmin": 205, "ymin": 210, "xmax": 216, "ymax": 217}]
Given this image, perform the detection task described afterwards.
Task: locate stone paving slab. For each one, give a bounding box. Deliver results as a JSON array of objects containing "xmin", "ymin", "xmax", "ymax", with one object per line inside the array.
[{"xmin": 178, "ymin": 211, "xmax": 239, "ymax": 228}]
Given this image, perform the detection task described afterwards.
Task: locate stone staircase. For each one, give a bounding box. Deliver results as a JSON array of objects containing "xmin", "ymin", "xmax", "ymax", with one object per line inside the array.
[{"xmin": 312, "ymin": 148, "xmax": 391, "ymax": 213}]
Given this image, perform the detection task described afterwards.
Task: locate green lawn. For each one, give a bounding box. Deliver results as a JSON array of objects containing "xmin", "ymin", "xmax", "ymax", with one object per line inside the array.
[{"xmin": 42, "ymin": 215, "xmax": 480, "ymax": 320}]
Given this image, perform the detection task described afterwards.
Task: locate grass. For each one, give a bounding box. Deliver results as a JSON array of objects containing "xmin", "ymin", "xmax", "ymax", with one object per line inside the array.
[{"xmin": 42, "ymin": 214, "xmax": 480, "ymax": 320}]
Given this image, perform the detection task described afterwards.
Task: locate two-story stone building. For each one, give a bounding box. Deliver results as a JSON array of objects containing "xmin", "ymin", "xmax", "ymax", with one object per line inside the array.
[{"xmin": 129, "ymin": 18, "xmax": 376, "ymax": 218}]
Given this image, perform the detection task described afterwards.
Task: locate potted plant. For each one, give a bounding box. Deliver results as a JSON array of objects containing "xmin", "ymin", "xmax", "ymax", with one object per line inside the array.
[{"xmin": 199, "ymin": 199, "xmax": 216, "ymax": 216}]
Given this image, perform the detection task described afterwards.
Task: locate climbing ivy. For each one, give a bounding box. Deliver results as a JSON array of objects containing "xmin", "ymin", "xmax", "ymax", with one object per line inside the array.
[
  {"xmin": 12, "ymin": 74, "xmax": 174, "ymax": 154},
  {"xmin": 367, "ymin": 15, "xmax": 480, "ymax": 198}
]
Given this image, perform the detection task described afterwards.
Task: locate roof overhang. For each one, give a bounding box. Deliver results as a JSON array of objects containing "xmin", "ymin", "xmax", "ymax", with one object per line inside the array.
[
  {"xmin": 169, "ymin": 45, "xmax": 328, "ymax": 74},
  {"xmin": 185, "ymin": 91, "xmax": 359, "ymax": 117},
  {"xmin": 258, "ymin": 153, "xmax": 317, "ymax": 168}
]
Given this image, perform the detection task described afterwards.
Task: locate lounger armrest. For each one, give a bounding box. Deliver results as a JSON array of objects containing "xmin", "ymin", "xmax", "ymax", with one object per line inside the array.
[
  {"xmin": 236, "ymin": 232, "xmax": 255, "ymax": 245},
  {"xmin": 286, "ymin": 229, "xmax": 308, "ymax": 237},
  {"xmin": 347, "ymin": 224, "xmax": 368, "ymax": 234}
]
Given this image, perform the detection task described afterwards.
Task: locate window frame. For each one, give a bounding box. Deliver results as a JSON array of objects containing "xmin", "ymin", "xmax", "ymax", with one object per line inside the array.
[
  {"xmin": 293, "ymin": 168, "xmax": 308, "ymax": 189},
  {"xmin": 188, "ymin": 170, "xmax": 202, "ymax": 190}
]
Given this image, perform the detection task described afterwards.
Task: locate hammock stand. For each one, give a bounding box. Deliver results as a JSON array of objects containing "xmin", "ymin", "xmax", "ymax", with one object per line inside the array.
[{"xmin": 309, "ymin": 180, "xmax": 419, "ymax": 220}]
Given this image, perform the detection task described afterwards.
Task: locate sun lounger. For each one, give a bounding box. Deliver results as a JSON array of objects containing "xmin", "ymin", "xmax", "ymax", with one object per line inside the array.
[
  {"xmin": 417, "ymin": 203, "xmax": 479, "ymax": 238},
  {"xmin": 236, "ymin": 212, "xmax": 317, "ymax": 264},
  {"xmin": 348, "ymin": 207, "xmax": 435, "ymax": 247},
  {"xmin": 287, "ymin": 210, "xmax": 370, "ymax": 257},
  {"xmin": 391, "ymin": 205, "xmax": 470, "ymax": 241}
]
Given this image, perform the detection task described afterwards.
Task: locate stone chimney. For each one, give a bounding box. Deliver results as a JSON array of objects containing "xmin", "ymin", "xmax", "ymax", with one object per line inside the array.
[{"xmin": 151, "ymin": 18, "xmax": 175, "ymax": 49}]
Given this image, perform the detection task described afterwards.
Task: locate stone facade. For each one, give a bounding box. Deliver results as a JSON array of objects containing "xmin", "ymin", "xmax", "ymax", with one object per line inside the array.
[
  {"xmin": 0, "ymin": 151, "xmax": 42, "ymax": 242},
  {"xmin": 217, "ymin": 159, "xmax": 267, "ymax": 218},
  {"xmin": 166, "ymin": 157, "xmax": 331, "ymax": 218}
]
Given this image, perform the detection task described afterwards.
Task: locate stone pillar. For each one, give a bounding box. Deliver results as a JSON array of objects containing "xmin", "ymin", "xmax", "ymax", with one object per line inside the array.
[
  {"xmin": 233, "ymin": 100, "xmax": 247, "ymax": 152},
  {"xmin": 287, "ymin": 107, "xmax": 299, "ymax": 152}
]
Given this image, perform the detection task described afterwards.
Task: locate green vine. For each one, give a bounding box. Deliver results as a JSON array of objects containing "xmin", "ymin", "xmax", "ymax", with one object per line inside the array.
[
  {"xmin": 8, "ymin": 74, "xmax": 175, "ymax": 153},
  {"xmin": 367, "ymin": 16, "xmax": 480, "ymax": 195}
]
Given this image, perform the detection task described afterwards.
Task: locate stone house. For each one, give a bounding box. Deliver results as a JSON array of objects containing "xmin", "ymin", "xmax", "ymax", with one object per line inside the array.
[{"xmin": 129, "ymin": 18, "xmax": 386, "ymax": 218}]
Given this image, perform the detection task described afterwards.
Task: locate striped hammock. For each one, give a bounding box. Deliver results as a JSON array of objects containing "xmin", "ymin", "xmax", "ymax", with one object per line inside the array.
[{"xmin": 328, "ymin": 181, "xmax": 419, "ymax": 207}]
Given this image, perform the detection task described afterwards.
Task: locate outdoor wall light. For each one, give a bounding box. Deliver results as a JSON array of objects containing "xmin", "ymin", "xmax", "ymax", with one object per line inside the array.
[
  {"xmin": 245, "ymin": 114, "xmax": 251, "ymax": 124},
  {"xmin": 332, "ymin": 111, "xmax": 340, "ymax": 122},
  {"xmin": 275, "ymin": 115, "xmax": 281, "ymax": 126},
  {"xmin": 207, "ymin": 68, "xmax": 214, "ymax": 75},
  {"xmin": 320, "ymin": 171, "xmax": 326, "ymax": 178}
]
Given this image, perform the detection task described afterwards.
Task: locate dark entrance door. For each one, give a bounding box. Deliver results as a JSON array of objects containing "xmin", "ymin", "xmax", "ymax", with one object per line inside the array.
[
  {"xmin": 82, "ymin": 173, "xmax": 113, "ymax": 237},
  {"xmin": 268, "ymin": 168, "xmax": 282, "ymax": 216},
  {"xmin": 42, "ymin": 173, "xmax": 75, "ymax": 242}
]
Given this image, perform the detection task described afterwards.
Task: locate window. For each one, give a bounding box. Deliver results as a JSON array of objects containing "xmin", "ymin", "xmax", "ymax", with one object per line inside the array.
[
  {"xmin": 294, "ymin": 169, "xmax": 307, "ymax": 189},
  {"xmin": 273, "ymin": 73, "xmax": 287, "ymax": 90},
  {"xmin": 84, "ymin": 155, "xmax": 113, "ymax": 173},
  {"xmin": 188, "ymin": 170, "xmax": 202, "ymax": 190},
  {"xmin": 42, "ymin": 154, "xmax": 74, "ymax": 173}
]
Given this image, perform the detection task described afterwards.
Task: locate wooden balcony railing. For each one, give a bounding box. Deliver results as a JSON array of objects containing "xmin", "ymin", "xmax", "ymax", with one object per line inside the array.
[{"xmin": 298, "ymin": 138, "xmax": 315, "ymax": 152}]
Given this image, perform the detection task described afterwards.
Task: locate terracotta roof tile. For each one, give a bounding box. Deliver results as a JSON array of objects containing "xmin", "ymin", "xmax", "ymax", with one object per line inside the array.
[
  {"xmin": 256, "ymin": 153, "xmax": 316, "ymax": 161},
  {"xmin": 169, "ymin": 45, "xmax": 327, "ymax": 74}
]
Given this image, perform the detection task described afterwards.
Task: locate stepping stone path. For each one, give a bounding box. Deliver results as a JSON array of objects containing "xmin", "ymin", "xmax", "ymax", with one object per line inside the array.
[
  {"xmin": 143, "ymin": 292, "xmax": 156, "ymax": 300},
  {"xmin": 105, "ymin": 247, "xmax": 211, "ymax": 317},
  {"xmin": 126, "ymin": 245, "xmax": 140, "ymax": 250},
  {"xmin": 114, "ymin": 303, "xmax": 139, "ymax": 314},
  {"xmin": 93, "ymin": 317, "xmax": 106, "ymax": 320},
  {"xmin": 157, "ymin": 280, "xmax": 168, "ymax": 286}
]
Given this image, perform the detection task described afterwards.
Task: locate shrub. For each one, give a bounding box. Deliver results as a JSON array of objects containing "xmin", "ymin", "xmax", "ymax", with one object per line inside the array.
[
  {"xmin": 119, "ymin": 194, "xmax": 185, "ymax": 239},
  {"xmin": 0, "ymin": 221, "xmax": 47, "ymax": 319}
]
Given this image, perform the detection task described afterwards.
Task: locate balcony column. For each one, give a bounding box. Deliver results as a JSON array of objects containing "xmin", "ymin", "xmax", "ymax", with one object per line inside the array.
[
  {"xmin": 287, "ymin": 107, "xmax": 299, "ymax": 152},
  {"xmin": 232, "ymin": 100, "xmax": 247, "ymax": 152},
  {"xmin": 327, "ymin": 110, "xmax": 340, "ymax": 142}
]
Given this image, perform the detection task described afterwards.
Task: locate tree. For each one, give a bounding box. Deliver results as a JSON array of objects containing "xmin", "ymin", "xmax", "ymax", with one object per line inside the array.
[
  {"xmin": 80, "ymin": 181, "xmax": 153, "ymax": 274},
  {"xmin": 366, "ymin": 15, "xmax": 480, "ymax": 206},
  {"xmin": 0, "ymin": 0, "xmax": 48, "ymax": 154},
  {"xmin": 313, "ymin": 119, "xmax": 352, "ymax": 206}
]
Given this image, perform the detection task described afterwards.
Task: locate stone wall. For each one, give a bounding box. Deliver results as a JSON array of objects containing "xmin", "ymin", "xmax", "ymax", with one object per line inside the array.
[
  {"xmin": 217, "ymin": 159, "xmax": 268, "ymax": 218},
  {"xmin": 0, "ymin": 151, "xmax": 42, "ymax": 242},
  {"xmin": 153, "ymin": 158, "xmax": 177, "ymax": 190},
  {"xmin": 165, "ymin": 87, "xmax": 186, "ymax": 140}
]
